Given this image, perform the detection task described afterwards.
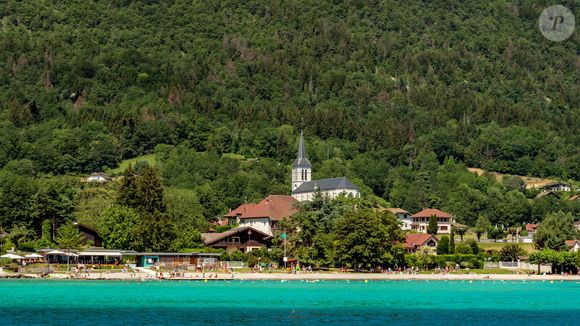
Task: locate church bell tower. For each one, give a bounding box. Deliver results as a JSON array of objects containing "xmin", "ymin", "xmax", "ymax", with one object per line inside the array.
[{"xmin": 292, "ymin": 131, "xmax": 312, "ymax": 191}]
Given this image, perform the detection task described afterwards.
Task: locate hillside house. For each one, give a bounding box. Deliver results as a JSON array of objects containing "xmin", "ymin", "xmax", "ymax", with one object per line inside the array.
[
  {"xmin": 540, "ymin": 182, "xmax": 571, "ymax": 193},
  {"xmin": 405, "ymin": 234, "xmax": 438, "ymax": 253},
  {"xmin": 410, "ymin": 208, "xmax": 454, "ymax": 234},
  {"xmin": 385, "ymin": 208, "xmax": 412, "ymax": 230},
  {"xmin": 565, "ymin": 240, "xmax": 580, "ymax": 253},
  {"xmin": 86, "ymin": 173, "xmax": 110, "ymax": 183}
]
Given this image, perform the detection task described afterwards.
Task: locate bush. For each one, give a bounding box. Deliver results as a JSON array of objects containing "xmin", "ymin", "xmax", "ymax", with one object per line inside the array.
[
  {"xmin": 499, "ymin": 244, "xmax": 525, "ymax": 262},
  {"xmin": 228, "ymin": 250, "xmax": 247, "ymax": 262},
  {"xmin": 454, "ymin": 243, "xmax": 472, "ymax": 254},
  {"xmin": 435, "ymin": 254, "xmax": 483, "ymax": 269},
  {"xmin": 215, "ymin": 225, "xmax": 235, "ymax": 233},
  {"xmin": 467, "ymin": 239, "xmax": 480, "ymax": 255},
  {"xmin": 437, "ymin": 236, "xmax": 450, "ymax": 255}
]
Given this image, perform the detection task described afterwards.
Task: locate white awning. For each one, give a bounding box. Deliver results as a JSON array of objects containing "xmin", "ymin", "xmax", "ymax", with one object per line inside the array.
[
  {"xmin": 78, "ymin": 252, "xmax": 122, "ymax": 256},
  {"xmin": 46, "ymin": 250, "xmax": 66, "ymax": 255},
  {"xmin": 1, "ymin": 253, "xmax": 24, "ymax": 259}
]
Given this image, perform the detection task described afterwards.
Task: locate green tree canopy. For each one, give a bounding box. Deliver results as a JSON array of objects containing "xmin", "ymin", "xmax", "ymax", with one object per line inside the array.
[
  {"xmin": 499, "ymin": 244, "xmax": 525, "ymax": 262},
  {"xmin": 98, "ymin": 206, "xmax": 139, "ymax": 250},
  {"xmin": 56, "ymin": 224, "xmax": 83, "ymax": 250},
  {"xmin": 534, "ymin": 211, "xmax": 577, "ymax": 251}
]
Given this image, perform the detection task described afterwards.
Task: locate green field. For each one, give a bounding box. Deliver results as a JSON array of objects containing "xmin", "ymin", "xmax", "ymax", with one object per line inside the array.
[
  {"xmin": 107, "ymin": 154, "xmax": 157, "ymax": 175},
  {"xmin": 478, "ymin": 242, "xmax": 536, "ymax": 253}
]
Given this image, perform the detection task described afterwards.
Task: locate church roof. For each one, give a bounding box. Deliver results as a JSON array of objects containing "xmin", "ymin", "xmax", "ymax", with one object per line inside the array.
[
  {"xmin": 292, "ymin": 177, "xmax": 359, "ymax": 194},
  {"xmin": 292, "ymin": 131, "xmax": 312, "ymax": 168}
]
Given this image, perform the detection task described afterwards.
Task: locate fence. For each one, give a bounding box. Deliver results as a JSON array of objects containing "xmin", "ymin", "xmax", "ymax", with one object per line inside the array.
[
  {"xmin": 219, "ymin": 261, "xmax": 245, "ymax": 269},
  {"xmin": 483, "ymin": 262, "xmax": 499, "ymax": 269},
  {"xmin": 484, "ymin": 261, "xmax": 551, "ymax": 273},
  {"xmin": 499, "ymin": 261, "xmax": 519, "ymax": 268}
]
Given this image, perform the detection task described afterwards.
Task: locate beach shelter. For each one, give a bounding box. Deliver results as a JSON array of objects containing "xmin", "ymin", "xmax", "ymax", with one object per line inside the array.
[
  {"xmin": 44, "ymin": 250, "xmax": 67, "ymax": 264},
  {"xmin": 25, "ymin": 254, "xmax": 44, "ymax": 259},
  {"xmin": 1, "ymin": 254, "xmax": 24, "ymax": 259},
  {"xmin": 46, "ymin": 250, "xmax": 65, "ymax": 255}
]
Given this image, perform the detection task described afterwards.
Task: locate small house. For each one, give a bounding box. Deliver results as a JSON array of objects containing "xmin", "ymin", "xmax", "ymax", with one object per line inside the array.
[
  {"xmin": 540, "ymin": 182, "xmax": 571, "ymax": 193},
  {"xmin": 385, "ymin": 208, "xmax": 412, "ymax": 230},
  {"xmin": 86, "ymin": 173, "xmax": 111, "ymax": 183},
  {"xmin": 405, "ymin": 234, "xmax": 438, "ymax": 254},
  {"xmin": 525, "ymin": 223, "xmax": 539, "ymax": 237},
  {"xmin": 565, "ymin": 240, "xmax": 580, "ymax": 253}
]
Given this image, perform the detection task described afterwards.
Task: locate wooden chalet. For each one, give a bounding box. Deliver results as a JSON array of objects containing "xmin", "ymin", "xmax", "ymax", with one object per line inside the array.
[{"xmin": 201, "ymin": 226, "xmax": 272, "ymax": 253}]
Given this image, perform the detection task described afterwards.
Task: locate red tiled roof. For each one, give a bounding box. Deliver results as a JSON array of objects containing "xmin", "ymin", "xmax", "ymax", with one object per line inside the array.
[
  {"xmin": 386, "ymin": 208, "xmax": 409, "ymax": 214},
  {"xmin": 565, "ymin": 240, "xmax": 580, "ymax": 247},
  {"xmin": 410, "ymin": 208, "xmax": 453, "ymax": 219},
  {"xmin": 404, "ymin": 234, "xmax": 438, "ymax": 248},
  {"xmin": 224, "ymin": 204, "xmax": 257, "ymax": 218},
  {"xmin": 525, "ymin": 223, "xmax": 539, "ymax": 232},
  {"xmin": 238, "ymin": 195, "xmax": 298, "ymax": 221}
]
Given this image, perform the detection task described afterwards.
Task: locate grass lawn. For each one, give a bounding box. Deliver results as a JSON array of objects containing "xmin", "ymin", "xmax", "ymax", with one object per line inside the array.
[
  {"xmin": 107, "ymin": 154, "xmax": 157, "ymax": 175},
  {"xmin": 478, "ymin": 242, "xmax": 536, "ymax": 253}
]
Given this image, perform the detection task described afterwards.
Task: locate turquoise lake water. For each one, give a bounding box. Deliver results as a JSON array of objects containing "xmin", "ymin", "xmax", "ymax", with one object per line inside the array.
[{"xmin": 1, "ymin": 279, "xmax": 579, "ymax": 325}]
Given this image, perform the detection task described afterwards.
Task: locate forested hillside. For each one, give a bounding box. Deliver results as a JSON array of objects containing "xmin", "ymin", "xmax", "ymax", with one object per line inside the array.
[{"xmin": 0, "ymin": 1, "xmax": 578, "ymax": 247}]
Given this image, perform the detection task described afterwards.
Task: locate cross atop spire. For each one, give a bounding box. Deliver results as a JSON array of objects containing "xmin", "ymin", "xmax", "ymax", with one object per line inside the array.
[{"xmin": 293, "ymin": 131, "xmax": 312, "ymax": 168}]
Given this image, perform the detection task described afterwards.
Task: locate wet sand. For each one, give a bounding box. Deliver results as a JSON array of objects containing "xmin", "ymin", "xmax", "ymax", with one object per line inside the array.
[{"xmin": 15, "ymin": 271, "xmax": 580, "ymax": 281}]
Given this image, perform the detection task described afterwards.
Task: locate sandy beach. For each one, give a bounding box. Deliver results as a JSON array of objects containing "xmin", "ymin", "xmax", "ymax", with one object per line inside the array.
[{"xmin": 4, "ymin": 270, "xmax": 579, "ymax": 282}]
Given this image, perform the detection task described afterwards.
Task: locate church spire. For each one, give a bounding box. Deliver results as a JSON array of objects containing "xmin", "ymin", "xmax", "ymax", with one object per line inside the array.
[{"xmin": 293, "ymin": 131, "xmax": 311, "ymax": 168}]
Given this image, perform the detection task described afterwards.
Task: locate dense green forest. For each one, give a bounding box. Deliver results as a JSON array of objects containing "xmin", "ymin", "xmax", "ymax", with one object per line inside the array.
[{"xmin": 0, "ymin": 1, "xmax": 578, "ymax": 249}]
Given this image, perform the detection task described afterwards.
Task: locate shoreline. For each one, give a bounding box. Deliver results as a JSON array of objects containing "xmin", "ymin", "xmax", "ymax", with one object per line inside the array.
[{"xmin": 2, "ymin": 271, "xmax": 580, "ymax": 282}]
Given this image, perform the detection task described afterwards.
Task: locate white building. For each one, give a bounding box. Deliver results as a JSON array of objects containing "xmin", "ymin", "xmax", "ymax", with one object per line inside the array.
[
  {"xmin": 410, "ymin": 208, "xmax": 454, "ymax": 234},
  {"xmin": 566, "ymin": 240, "xmax": 580, "ymax": 253},
  {"xmin": 386, "ymin": 208, "xmax": 412, "ymax": 230},
  {"xmin": 291, "ymin": 132, "xmax": 359, "ymax": 202},
  {"xmin": 86, "ymin": 172, "xmax": 110, "ymax": 183},
  {"xmin": 540, "ymin": 182, "xmax": 571, "ymax": 193}
]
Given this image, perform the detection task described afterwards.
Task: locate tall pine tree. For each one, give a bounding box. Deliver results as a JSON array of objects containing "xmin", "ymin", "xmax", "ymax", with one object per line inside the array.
[
  {"xmin": 137, "ymin": 165, "xmax": 166, "ymax": 214},
  {"xmin": 132, "ymin": 165, "xmax": 173, "ymax": 251},
  {"xmin": 117, "ymin": 164, "xmax": 139, "ymax": 208},
  {"xmin": 427, "ymin": 215, "xmax": 438, "ymax": 235}
]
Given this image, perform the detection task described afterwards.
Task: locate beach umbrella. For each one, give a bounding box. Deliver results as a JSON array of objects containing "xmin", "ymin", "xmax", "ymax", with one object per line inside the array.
[
  {"xmin": 25, "ymin": 254, "xmax": 44, "ymax": 259},
  {"xmin": 65, "ymin": 252, "xmax": 79, "ymax": 257},
  {"xmin": 1, "ymin": 253, "xmax": 24, "ymax": 259}
]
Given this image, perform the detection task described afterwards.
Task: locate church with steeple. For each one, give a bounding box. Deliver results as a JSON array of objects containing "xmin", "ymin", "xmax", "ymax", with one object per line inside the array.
[{"xmin": 291, "ymin": 132, "xmax": 360, "ymax": 202}]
